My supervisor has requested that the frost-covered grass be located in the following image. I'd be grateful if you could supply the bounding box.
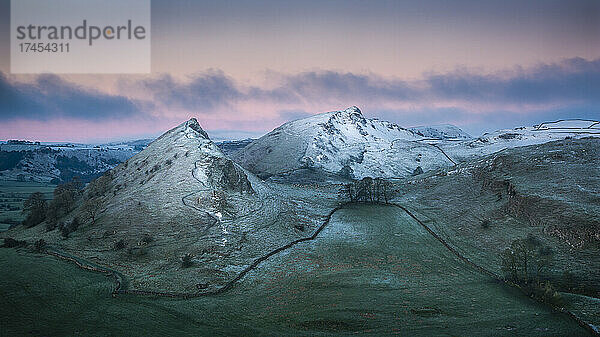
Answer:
[398,138,600,331]
[0,120,341,294]
[399,138,600,280]
[234,205,586,336]
[0,205,589,336]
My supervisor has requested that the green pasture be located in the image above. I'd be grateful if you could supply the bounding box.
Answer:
[0,205,589,336]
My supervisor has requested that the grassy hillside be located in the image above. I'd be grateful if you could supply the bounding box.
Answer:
[399,138,600,285]
[0,205,589,336]
[397,138,600,329]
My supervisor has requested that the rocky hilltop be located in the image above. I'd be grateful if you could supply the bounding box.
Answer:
[232,106,455,181]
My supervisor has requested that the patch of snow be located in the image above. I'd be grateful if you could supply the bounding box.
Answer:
[410,124,472,140]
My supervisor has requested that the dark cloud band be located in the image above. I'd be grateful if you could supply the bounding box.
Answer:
[0,58,598,135]
[0,73,142,122]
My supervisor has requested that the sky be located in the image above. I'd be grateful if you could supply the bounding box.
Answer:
[0,0,599,142]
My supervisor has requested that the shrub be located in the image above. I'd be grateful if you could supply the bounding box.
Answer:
[45,222,57,232]
[181,253,194,268]
[70,216,81,230]
[114,239,127,251]
[140,234,154,245]
[480,220,491,229]
[22,192,47,228]
[127,246,148,258]
[33,239,47,253]
[525,281,563,307]
[412,166,424,176]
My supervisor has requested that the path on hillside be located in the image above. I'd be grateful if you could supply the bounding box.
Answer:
[43,201,501,298]
[46,159,343,298]
[44,204,345,298]
[40,197,598,335]
[389,138,457,166]
[427,143,457,165]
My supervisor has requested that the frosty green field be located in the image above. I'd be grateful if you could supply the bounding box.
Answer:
[0,205,589,336]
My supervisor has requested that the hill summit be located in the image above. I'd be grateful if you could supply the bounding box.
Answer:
[232,106,455,181]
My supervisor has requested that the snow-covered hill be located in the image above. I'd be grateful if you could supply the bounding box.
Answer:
[89,118,268,239]
[232,106,456,181]
[409,124,472,140]
[437,119,600,163]
[5,118,336,293]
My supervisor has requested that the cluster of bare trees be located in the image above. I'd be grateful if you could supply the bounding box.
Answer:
[338,177,397,204]
[500,234,563,305]
[22,177,84,232]
[501,234,554,284]
[21,171,112,234]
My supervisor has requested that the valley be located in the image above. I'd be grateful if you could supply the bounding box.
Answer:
[1,108,599,336]
[0,205,590,336]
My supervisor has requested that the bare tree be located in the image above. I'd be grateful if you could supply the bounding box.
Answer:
[338,184,354,203]
[87,172,113,199]
[46,179,82,228]
[379,179,395,204]
[83,198,102,226]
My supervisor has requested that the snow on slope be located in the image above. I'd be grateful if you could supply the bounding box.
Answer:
[232,106,455,180]
[106,118,258,221]
[31,118,336,293]
[535,119,599,132]
[410,124,472,140]
[15,118,304,293]
[437,119,600,163]
[0,145,139,183]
